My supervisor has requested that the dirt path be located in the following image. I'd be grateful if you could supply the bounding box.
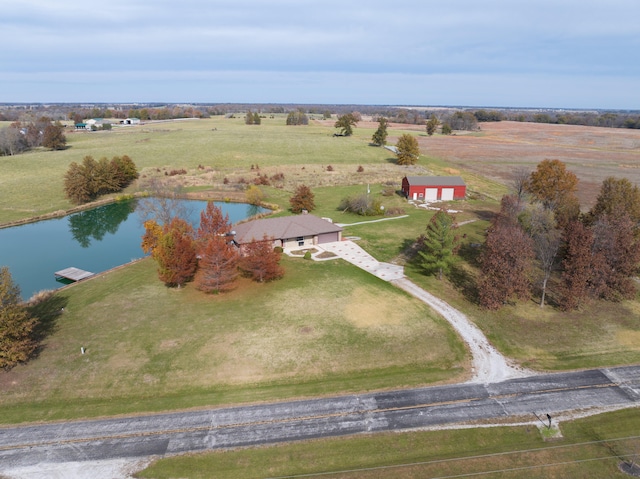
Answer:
[317,240,534,384]
[392,277,533,383]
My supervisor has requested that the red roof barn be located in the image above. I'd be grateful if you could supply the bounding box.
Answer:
[401,176,466,201]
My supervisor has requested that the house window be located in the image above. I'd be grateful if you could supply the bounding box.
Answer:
[419,193,424,198]
[297,236,304,246]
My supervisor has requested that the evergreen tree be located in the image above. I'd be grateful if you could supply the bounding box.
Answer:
[425,115,440,136]
[371,117,388,145]
[418,209,461,280]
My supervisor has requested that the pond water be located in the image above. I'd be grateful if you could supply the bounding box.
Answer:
[0,199,267,300]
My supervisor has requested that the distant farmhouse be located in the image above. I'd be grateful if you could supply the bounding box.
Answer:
[120,118,141,125]
[401,176,466,201]
[75,118,112,130]
[233,214,343,250]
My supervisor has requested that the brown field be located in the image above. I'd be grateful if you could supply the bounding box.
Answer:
[404,121,640,208]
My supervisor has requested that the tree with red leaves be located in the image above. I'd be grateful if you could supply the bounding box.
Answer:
[591,214,640,301]
[559,220,602,310]
[194,235,239,294]
[196,202,232,248]
[154,218,197,287]
[289,184,315,214]
[240,235,284,282]
[478,218,535,310]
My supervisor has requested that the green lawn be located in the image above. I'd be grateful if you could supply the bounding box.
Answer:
[136,407,640,479]
[0,256,465,424]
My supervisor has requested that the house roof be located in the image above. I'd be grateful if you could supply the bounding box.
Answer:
[233,214,342,244]
[404,176,466,187]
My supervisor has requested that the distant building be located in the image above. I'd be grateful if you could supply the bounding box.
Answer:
[120,118,141,125]
[401,176,467,201]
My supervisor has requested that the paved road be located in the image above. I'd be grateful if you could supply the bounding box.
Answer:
[1,365,639,471]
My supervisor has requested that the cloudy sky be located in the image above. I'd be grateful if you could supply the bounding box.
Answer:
[2,0,638,109]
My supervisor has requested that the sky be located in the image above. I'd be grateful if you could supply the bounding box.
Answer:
[1,0,639,109]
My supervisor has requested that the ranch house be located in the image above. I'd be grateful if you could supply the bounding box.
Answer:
[232,214,343,250]
[401,176,467,201]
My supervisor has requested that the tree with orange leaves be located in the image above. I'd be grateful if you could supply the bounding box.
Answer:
[240,235,284,282]
[154,218,197,287]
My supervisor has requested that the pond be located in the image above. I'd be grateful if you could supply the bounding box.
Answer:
[0,199,268,300]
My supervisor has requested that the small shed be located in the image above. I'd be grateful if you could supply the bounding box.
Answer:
[402,176,466,201]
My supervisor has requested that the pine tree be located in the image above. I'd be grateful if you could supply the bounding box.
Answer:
[418,209,461,280]
[425,115,440,136]
[0,267,37,370]
[371,117,388,145]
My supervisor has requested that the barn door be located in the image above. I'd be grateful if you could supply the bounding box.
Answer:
[441,188,454,201]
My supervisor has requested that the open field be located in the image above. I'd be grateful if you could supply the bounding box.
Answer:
[408,120,640,208]
[0,256,464,424]
[137,407,640,479]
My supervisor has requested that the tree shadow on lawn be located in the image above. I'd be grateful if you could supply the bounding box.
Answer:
[27,292,68,359]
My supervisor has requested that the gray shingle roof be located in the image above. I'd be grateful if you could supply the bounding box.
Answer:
[405,176,466,186]
[233,214,342,244]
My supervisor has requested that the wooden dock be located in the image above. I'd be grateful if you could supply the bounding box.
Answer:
[54,267,95,282]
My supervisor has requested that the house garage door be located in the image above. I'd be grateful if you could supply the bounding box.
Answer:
[317,232,339,244]
[441,188,454,201]
[425,188,438,201]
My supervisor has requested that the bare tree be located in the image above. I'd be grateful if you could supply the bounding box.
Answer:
[137,177,192,226]
[510,167,531,203]
[520,204,562,307]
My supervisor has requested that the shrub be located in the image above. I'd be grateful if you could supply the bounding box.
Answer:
[357,165,364,173]
[326,165,334,172]
[385,206,406,216]
[339,194,383,216]
[303,251,312,260]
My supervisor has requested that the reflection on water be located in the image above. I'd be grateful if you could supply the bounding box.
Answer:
[0,199,267,300]
[69,200,137,247]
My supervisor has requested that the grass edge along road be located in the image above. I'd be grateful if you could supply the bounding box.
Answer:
[136,407,640,479]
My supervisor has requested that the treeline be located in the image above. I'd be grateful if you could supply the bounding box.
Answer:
[2,103,639,130]
[418,160,640,311]
[0,118,66,156]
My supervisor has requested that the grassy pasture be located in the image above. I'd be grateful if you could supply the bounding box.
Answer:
[137,407,640,479]
[0,256,465,424]
[0,117,431,224]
